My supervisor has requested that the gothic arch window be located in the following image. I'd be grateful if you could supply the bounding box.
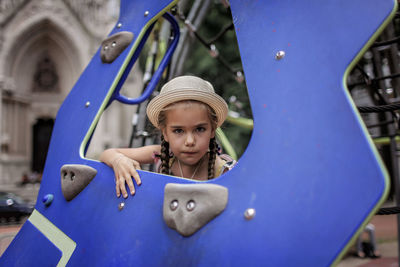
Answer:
[32,53,59,93]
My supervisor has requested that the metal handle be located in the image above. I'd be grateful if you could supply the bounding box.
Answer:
[113,12,180,105]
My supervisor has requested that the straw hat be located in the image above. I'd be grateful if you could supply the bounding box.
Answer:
[146,76,228,128]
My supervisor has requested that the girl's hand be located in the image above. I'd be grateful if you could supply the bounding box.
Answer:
[111,154,142,198]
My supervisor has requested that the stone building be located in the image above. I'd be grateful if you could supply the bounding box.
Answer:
[0,0,142,185]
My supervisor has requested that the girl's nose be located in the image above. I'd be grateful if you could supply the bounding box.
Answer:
[185,133,195,146]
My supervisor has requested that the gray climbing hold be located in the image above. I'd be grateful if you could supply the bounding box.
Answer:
[163,183,228,237]
[61,164,97,201]
[100,31,134,63]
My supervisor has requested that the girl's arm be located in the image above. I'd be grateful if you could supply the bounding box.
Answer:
[100,145,161,198]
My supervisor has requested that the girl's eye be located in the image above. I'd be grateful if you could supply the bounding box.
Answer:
[173,129,183,134]
[196,127,206,132]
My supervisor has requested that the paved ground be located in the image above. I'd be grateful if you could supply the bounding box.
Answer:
[338,214,399,267]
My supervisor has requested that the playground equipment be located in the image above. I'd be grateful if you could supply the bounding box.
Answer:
[1,0,398,266]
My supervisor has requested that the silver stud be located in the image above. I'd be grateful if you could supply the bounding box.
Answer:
[111,41,116,47]
[244,208,256,220]
[85,101,90,107]
[118,202,125,211]
[275,50,285,60]
[144,11,149,17]
[170,200,179,211]
[186,200,196,211]
[117,23,122,28]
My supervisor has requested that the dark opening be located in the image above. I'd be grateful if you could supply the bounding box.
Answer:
[32,118,54,173]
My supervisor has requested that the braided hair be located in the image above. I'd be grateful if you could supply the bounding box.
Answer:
[208,137,218,179]
[160,135,170,175]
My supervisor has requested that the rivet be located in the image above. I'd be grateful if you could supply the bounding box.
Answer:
[118,202,125,211]
[186,200,196,211]
[104,45,109,51]
[144,11,149,17]
[170,200,179,211]
[117,23,122,28]
[85,101,90,107]
[244,208,256,220]
[275,50,285,60]
[42,194,54,207]
[111,41,116,47]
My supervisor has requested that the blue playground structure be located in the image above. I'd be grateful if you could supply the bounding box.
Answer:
[0,0,398,266]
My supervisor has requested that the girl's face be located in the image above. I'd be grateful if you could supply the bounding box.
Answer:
[162,102,215,166]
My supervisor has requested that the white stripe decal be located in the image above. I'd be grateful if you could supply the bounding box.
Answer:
[28,210,76,267]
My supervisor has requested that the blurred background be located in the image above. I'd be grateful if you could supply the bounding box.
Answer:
[2,0,400,265]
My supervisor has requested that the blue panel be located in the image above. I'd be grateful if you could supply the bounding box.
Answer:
[0,222,61,266]
[1,0,396,266]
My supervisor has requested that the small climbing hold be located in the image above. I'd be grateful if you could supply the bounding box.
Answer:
[42,194,54,207]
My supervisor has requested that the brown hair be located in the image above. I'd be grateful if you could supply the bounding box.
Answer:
[158,100,218,179]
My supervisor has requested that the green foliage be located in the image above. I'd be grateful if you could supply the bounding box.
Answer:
[182,2,253,157]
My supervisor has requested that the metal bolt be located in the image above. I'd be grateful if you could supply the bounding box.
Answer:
[186,200,196,211]
[144,11,149,17]
[170,200,179,211]
[111,41,116,47]
[244,208,256,220]
[117,23,122,28]
[85,101,90,107]
[118,202,125,211]
[275,50,285,60]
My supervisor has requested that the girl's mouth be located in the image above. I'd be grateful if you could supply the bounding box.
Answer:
[182,151,196,155]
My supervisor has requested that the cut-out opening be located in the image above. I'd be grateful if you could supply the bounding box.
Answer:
[347,11,400,200]
[85,2,253,180]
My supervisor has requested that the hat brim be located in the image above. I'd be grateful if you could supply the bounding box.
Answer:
[146,89,228,128]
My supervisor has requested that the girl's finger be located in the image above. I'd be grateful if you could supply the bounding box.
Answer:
[119,178,128,198]
[115,175,121,197]
[125,176,136,195]
[115,182,121,198]
[132,172,142,186]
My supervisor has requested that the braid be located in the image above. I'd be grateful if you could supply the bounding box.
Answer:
[160,135,170,175]
[208,138,217,179]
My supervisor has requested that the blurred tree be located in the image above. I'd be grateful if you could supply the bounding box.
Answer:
[180,1,253,157]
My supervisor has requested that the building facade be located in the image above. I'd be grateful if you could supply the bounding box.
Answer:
[0,0,142,185]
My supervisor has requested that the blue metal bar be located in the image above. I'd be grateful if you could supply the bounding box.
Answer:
[113,12,180,105]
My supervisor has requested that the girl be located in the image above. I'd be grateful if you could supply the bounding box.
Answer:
[100,76,236,198]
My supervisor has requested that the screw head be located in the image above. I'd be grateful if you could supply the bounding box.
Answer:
[275,50,285,60]
[111,41,116,47]
[186,200,196,211]
[118,202,125,211]
[144,11,149,16]
[104,45,109,51]
[85,101,90,107]
[244,208,256,220]
[117,23,122,28]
